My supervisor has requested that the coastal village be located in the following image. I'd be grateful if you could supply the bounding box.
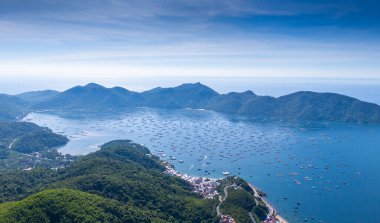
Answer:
[163,162,237,223]
[163,161,219,199]
[163,161,286,223]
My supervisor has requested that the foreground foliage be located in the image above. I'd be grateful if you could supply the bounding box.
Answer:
[218,176,269,223]
[0,189,156,223]
[0,140,218,222]
[220,188,256,223]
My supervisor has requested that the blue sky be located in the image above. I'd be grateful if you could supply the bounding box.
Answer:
[0,0,380,94]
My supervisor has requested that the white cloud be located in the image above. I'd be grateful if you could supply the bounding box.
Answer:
[0,0,379,85]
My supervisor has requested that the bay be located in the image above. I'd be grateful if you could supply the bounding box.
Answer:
[24,108,380,223]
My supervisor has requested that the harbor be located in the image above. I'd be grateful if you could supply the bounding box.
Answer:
[24,108,380,223]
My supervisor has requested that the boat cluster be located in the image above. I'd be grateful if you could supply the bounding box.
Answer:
[26,109,353,223]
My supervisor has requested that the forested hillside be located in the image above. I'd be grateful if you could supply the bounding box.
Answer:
[0,140,219,223]
[0,122,69,170]
[0,122,68,154]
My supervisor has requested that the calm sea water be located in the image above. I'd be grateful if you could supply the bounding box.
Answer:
[24,108,380,223]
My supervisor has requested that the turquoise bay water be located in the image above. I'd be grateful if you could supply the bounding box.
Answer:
[25,108,380,223]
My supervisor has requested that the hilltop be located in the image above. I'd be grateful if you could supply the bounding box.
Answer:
[0,140,219,223]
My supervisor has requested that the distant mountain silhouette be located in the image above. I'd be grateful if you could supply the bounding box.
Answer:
[32,82,218,110]
[17,90,59,104]
[7,83,380,123]
[205,90,257,114]
[140,82,219,109]
[229,91,380,123]
[34,83,139,110]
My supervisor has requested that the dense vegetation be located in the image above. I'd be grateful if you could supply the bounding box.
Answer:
[0,122,70,170]
[218,176,269,223]
[220,188,256,223]
[10,130,68,154]
[0,122,68,153]
[0,168,57,202]
[0,189,156,223]
[0,140,219,222]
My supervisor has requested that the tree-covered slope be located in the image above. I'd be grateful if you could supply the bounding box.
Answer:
[220,188,256,223]
[0,121,70,170]
[217,177,268,223]
[0,140,218,223]
[0,189,158,223]
[0,122,68,153]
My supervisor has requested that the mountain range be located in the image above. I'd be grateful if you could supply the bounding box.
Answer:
[1,82,380,123]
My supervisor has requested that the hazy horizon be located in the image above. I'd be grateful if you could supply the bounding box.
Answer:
[1,0,380,89]
[2,76,380,105]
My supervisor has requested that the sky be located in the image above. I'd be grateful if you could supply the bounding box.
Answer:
[0,0,380,99]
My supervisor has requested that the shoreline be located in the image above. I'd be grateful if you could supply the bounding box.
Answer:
[163,161,288,223]
[163,162,221,199]
[248,183,288,223]
[24,110,288,222]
